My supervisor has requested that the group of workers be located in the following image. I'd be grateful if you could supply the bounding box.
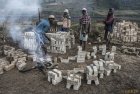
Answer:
[35,8,115,51]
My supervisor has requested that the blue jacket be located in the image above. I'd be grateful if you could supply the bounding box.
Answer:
[35,19,50,45]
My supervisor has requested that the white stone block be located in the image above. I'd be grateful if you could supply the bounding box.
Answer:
[102,45,106,55]
[86,75,99,85]
[90,65,98,76]
[77,51,86,63]
[111,46,117,53]
[60,58,69,64]
[94,79,100,85]
[73,68,85,73]
[93,60,99,69]
[4,50,8,55]
[77,46,82,51]
[105,52,110,61]
[114,63,121,70]
[73,84,81,90]
[104,68,111,76]
[86,66,93,75]
[91,52,97,59]
[93,46,97,54]
[108,63,114,70]
[113,69,117,73]
[66,74,81,90]
[86,52,91,60]
[99,61,103,67]
[0,67,4,74]
[66,83,71,89]
[53,57,58,63]
[109,53,115,61]
[99,73,104,78]
[4,63,15,71]
[16,62,27,71]
[68,56,76,61]
[93,66,98,76]
[48,69,62,85]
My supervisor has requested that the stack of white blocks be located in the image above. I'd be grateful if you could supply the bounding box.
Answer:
[48,69,62,85]
[66,73,81,90]
[85,65,99,85]
[23,32,37,51]
[77,46,86,63]
[114,20,139,42]
[93,60,105,78]
[46,32,75,54]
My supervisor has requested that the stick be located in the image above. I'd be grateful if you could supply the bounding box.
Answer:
[38,8,41,22]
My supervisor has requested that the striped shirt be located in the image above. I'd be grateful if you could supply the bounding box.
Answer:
[80,15,91,25]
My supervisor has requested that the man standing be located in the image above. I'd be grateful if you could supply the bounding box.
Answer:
[79,8,91,50]
[61,9,71,32]
[104,8,115,44]
[35,15,56,56]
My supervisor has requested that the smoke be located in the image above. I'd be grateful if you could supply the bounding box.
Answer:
[0,0,40,49]
[1,0,51,63]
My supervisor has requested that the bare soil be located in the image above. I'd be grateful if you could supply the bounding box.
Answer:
[0,43,140,94]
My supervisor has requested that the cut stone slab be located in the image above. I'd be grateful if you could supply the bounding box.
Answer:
[60,58,69,64]
[4,63,15,71]
[77,51,86,63]
[0,67,4,74]
[16,62,27,71]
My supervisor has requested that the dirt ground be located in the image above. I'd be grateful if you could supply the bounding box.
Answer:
[0,43,140,94]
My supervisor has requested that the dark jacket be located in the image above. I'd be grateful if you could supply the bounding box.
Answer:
[104,15,114,32]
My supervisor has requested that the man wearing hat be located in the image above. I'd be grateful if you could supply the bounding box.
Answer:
[61,9,71,32]
[79,8,91,50]
[104,8,115,44]
[35,15,57,56]
[48,15,58,32]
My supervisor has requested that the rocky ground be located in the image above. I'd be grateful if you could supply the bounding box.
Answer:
[0,43,140,94]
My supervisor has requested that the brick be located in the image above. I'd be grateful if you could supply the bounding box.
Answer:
[0,67,4,74]
[4,63,15,71]
[77,46,82,51]
[66,73,81,90]
[93,46,97,54]
[111,46,117,53]
[104,68,111,76]
[68,56,76,61]
[77,51,86,63]
[93,60,99,69]
[16,62,27,71]
[73,68,85,73]
[48,69,62,85]
[94,79,100,85]
[60,58,69,64]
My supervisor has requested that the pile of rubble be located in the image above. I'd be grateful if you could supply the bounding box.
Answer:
[113,20,139,42]
[47,45,121,90]
[121,46,140,56]
[0,45,28,74]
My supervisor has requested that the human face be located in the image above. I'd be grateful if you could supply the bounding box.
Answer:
[63,12,68,17]
[82,10,86,15]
